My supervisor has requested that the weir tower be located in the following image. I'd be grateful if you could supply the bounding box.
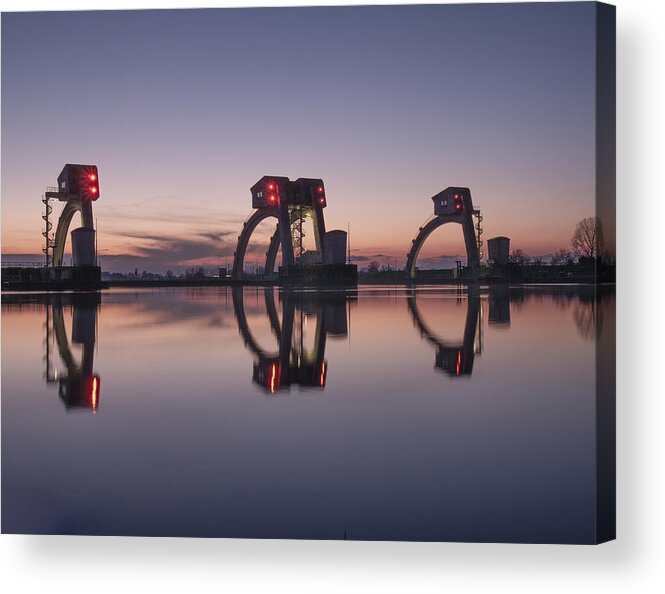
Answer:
[43,163,100,268]
[405,187,483,280]
[232,176,356,284]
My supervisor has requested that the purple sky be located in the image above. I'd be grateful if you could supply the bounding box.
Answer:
[1,3,598,272]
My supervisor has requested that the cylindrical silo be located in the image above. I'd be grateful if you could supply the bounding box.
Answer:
[323,230,347,264]
[71,228,96,266]
[487,236,510,265]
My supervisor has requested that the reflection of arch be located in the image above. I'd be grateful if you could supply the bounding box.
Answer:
[232,287,280,359]
[232,288,347,394]
[45,294,100,410]
[407,291,481,377]
[52,199,94,267]
[264,287,282,339]
[405,215,479,280]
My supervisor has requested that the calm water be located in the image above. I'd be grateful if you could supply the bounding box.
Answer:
[1,285,613,542]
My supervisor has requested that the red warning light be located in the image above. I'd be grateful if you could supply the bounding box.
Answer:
[318,186,324,193]
[453,191,463,212]
[319,197,325,204]
[269,194,276,203]
[60,164,100,200]
[268,184,274,190]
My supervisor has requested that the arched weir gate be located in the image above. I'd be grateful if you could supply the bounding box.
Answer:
[50,199,94,267]
[43,164,100,268]
[232,176,328,280]
[404,187,483,280]
[231,210,288,279]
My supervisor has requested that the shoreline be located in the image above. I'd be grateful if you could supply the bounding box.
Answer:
[1,277,615,295]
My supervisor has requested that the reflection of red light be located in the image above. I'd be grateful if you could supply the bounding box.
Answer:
[456,351,462,376]
[320,361,326,387]
[269,363,279,394]
[90,376,99,410]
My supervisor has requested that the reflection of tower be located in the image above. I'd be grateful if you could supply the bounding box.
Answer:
[232,288,349,394]
[44,294,100,411]
[405,187,482,280]
[407,291,481,377]
[488,285,511,327]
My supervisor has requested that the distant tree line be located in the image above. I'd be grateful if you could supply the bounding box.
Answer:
[509,216,611,266]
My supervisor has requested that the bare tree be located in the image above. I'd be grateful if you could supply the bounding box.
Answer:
[509,249,531,265]
[571,217,604,260]
[551,248,576,265]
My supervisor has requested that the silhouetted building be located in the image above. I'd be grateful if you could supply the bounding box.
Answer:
[487,236,510,266]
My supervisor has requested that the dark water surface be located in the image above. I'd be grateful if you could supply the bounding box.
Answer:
[1,285,613,542]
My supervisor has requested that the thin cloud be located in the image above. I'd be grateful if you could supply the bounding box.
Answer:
[99,227,273,272]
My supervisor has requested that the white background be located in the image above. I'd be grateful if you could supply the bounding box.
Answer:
[1,0,662,592]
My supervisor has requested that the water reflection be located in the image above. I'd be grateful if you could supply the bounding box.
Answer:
[232,288,350,394]
[1,285,614,541]
[515,285,612,341]
[44,294,101,411]
[488,285,511,326]
[3,285,611,405]
[407,289,482,377]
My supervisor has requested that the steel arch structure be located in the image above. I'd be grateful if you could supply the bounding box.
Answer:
[265,226,281,278]
[405,215,480,280]
[232,176,332,280]
[231,210,283,279]
[52,199,94,267]
[404,186,481,280]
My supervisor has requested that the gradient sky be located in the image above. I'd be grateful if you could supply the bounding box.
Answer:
[1,3,598,272]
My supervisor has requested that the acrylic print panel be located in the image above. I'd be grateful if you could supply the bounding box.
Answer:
[0,2,615,544]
